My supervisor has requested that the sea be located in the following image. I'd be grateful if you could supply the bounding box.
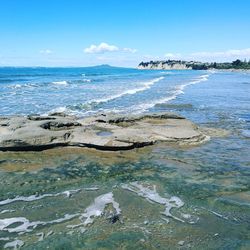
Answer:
[0,66,249,249]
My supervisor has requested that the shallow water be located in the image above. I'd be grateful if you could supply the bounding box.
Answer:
[0,67,249,249]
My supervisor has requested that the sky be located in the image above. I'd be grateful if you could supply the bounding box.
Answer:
[0,0,250,67]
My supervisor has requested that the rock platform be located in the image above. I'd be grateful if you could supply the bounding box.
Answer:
[0,113,208,151]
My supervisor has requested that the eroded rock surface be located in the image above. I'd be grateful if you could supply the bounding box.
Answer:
[0,113,208,151]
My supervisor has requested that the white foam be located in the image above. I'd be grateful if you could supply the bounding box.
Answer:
[52,80,68,86]
[0,187,98,206]
[4,239,24,249]
[127,74,210,113]
[84,76,165,107]
[122,182,185,222]
[46,106,68,115]
[0,210,15,214]
[208,209,229,220]
[0,217,34,233]
[11,84,22,89]
[0,237,10,241]
[80,192,121,226]
[46,76,165,116]
[0,214,79,234]
[82,79,91,83]
[36,232,44,241]
[0,189,80,206]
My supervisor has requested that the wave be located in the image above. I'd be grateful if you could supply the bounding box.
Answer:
[127,74,210,113]
[82,79,91,83]
[11,84,22,89]
[8,83,39,89]
[68,76,164,111]
[94,76,164,103]
[52,80,68,85]
[47,74,207,117]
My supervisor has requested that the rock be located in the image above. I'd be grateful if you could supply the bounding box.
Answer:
[178,240,185,246]
[109,214,120,224]
[138,61,192,70]
[0,112,209,151]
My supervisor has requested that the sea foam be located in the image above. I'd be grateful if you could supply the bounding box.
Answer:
[80,192,121,226]
[0,191,119,235]
[52,80,68,85]
[122,182,185,222]
[4,239,24,249]
[68,192,121,229]
[127,74,210,113]
[0,187,98,206]
[0,214,79,233]
[77,76,165,110]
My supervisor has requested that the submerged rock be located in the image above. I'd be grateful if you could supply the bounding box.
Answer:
[178,240,185,246]
[109,214,120,224]
[0,112,208,151]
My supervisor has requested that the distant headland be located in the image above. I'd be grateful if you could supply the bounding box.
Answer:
[138,59,250,70]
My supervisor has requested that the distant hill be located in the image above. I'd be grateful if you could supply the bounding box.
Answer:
[138,59,250,70]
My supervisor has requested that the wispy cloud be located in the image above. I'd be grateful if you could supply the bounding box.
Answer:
[84,42,137,54]
[190,48,250,59]
[39,49,53,55]
[142,55,161,61]
[164,53,182,59]
[161,48,250,62]
[123,48,137,53]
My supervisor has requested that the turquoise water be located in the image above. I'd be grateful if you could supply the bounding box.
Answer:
[0,67,249,249]
[0,66,210,116]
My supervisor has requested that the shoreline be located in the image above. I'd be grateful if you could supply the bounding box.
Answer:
[137,67,250,72]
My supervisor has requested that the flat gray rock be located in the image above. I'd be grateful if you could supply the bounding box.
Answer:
[0,112,209,151]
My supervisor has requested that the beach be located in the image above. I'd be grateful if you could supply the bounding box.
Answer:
[0,67,249,249]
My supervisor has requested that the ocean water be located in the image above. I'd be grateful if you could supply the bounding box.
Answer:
[0,66,249,249]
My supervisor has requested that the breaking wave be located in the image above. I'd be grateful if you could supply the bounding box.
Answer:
[57,76,165,113]
[127,74,210,113]
[52,80,68,85]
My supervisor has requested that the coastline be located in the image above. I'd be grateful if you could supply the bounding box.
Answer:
[0,69,249,250]
[137,67,250,72]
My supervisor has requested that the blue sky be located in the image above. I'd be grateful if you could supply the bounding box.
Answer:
[0,0,250,67]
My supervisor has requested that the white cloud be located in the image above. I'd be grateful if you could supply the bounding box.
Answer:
[84,42,137,54]
[84,42,119,54]
[190,48,250,59]
[39,49,53,55]
[160,48,250,62]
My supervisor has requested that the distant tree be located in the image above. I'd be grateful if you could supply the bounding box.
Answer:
[232,59,242,67]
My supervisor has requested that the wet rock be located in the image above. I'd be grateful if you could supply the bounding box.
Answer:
[109,214,120,224]
[178,240,185,246]
[0,112,209,151]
